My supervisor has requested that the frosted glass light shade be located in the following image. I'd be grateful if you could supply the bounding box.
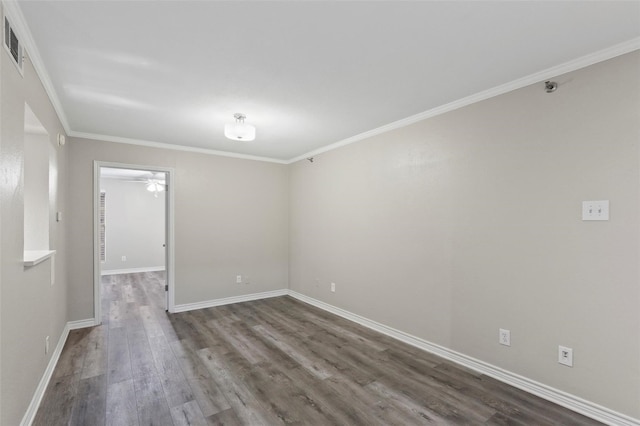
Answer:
[146,181,164,192]
[224,122,256,141]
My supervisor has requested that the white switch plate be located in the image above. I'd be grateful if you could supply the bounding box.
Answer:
[236,275,242,284]
[559,345,573,367]
[499,328,511,346]
[582,200,609,221]
[330,282,336,292]
[121,256,127,262]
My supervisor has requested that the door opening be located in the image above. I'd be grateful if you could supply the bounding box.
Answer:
[93,162,175,324]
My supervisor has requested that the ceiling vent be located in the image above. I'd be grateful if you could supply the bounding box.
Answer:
[3,15,24,75]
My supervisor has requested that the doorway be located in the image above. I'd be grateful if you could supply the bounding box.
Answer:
[93,162,175,324]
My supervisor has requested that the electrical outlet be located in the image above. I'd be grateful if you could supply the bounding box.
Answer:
[121,256,127,262]
[559,346,573,367]
[45,336,50,355]
[236,275,242,284]
[331,282,336,292]
[499,328,511,346]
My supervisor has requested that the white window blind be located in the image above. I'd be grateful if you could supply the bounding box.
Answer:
[99,191,106,262]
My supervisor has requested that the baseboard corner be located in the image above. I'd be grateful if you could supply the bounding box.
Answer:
[68,318,98,330]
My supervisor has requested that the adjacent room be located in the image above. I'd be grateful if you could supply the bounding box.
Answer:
[1,1,639,425]
[99,166,168,317]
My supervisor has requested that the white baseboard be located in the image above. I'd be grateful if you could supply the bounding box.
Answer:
[20,290,638,426]
[68,318,99,329]
[287,290,639,426]
[20,318,96,426]
[173,289,288,313]
[20,323,70,426]
[100,266,165,276]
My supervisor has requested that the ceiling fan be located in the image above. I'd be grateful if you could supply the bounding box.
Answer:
[125,172,166,197]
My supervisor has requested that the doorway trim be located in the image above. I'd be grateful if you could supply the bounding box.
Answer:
[93,161,176,323]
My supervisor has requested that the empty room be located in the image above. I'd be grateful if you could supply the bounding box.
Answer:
[1,1,639,425]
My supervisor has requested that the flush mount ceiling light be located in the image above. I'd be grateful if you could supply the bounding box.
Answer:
[224,113,256,141]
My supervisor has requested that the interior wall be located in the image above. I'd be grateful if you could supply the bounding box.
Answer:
[0,5,69,425]
[100,178,166,273]
[67,140,289,320]
[23,132,50,250]
[1,7,635,423]
[289,52,640,418]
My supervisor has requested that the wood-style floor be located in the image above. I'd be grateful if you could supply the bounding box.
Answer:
[34,272,602,425]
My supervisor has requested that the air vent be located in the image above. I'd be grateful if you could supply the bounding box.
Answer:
[3,16,24,75]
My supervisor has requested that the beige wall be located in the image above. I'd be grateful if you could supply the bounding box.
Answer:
[67,139,289,319]
[23,132,50,250]
[289,52,640,418]
[0,7,70,425]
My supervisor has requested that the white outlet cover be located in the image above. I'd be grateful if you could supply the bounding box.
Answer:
[559,345,573,367]
[330,282,336,292]
[236,275,242,283]
[499,328,511,346]
[582,200,609,221]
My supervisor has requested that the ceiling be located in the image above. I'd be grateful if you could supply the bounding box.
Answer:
[15,1,640,162]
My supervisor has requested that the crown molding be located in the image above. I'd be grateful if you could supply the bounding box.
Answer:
[2,0,71,134]
[287,37,640,164]
[72,38,640,166]
[4,0,638,166]
[70,131,289,164]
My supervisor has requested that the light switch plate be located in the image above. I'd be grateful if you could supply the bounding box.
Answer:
[582,200,609,221]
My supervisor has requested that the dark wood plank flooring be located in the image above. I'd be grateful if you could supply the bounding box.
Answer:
[34,272,602,425]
